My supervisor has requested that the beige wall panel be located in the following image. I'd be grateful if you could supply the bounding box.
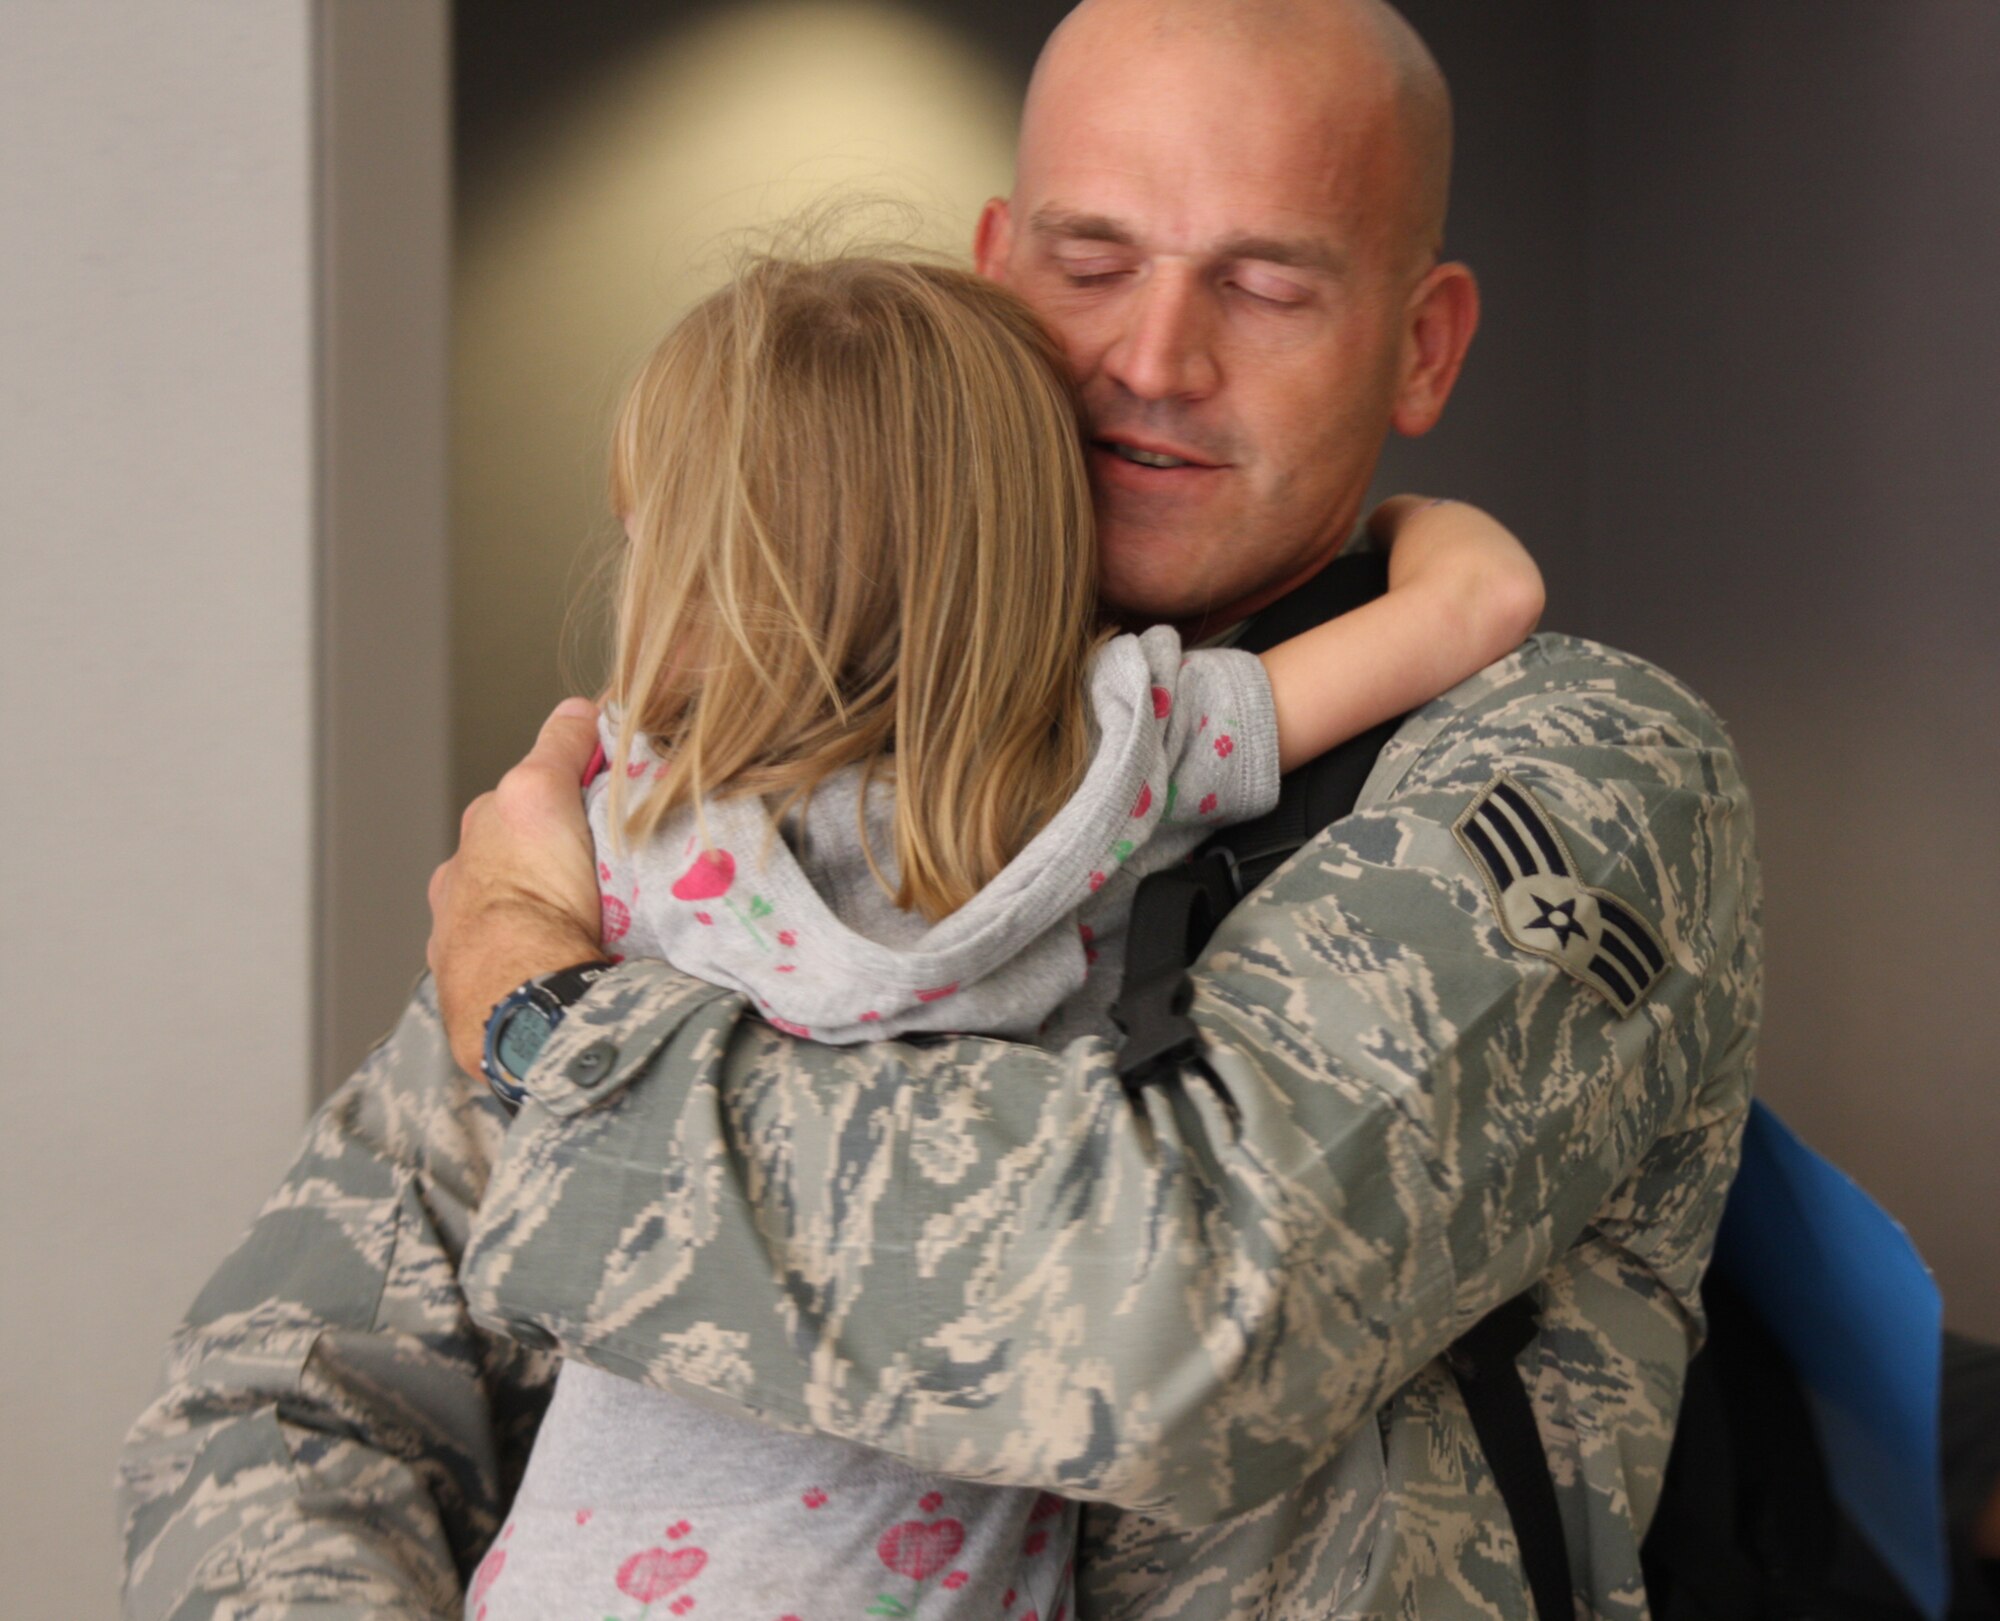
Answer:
[0,2,317,1612]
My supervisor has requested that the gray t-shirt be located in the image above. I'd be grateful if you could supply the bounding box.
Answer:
[469,629,1278,1621]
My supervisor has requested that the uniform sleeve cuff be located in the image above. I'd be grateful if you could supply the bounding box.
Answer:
[521,959,744,1117]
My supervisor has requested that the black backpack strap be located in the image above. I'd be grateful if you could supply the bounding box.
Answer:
[1107,544,1580,1617]
[1447,1296,1577,1621]
[1110,548,1393,1090]
[1216,709,1404,896]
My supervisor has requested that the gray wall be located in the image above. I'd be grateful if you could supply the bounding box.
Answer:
[1374,0,1591,602]
[451,0,1048,810]
[1582,4,2000,1336]
[316,0,454,1099]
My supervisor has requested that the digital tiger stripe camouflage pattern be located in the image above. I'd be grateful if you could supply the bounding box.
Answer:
[120,633,1761,1620]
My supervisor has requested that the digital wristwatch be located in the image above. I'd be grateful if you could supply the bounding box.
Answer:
[480,958,618,1109]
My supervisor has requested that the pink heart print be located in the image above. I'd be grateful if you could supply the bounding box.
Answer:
[672,849,736,901]
[469,1547,506,1606]
[617,1546,707,1603]
[1151,685,1172,718]
[877,1518,966,1581]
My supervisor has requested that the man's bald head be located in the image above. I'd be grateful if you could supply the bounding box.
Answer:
[975,0,1478,626]
[1022,0,1452,275]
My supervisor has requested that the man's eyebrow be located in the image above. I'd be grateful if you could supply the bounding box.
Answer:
[1028,209,1345,277]
[1027,208,1138,247]
[1211,234,1348,277]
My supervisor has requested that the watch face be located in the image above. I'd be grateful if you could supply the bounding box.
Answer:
[495,1001,555,1077]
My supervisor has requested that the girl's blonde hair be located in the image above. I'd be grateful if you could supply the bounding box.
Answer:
[605,249,1100,922]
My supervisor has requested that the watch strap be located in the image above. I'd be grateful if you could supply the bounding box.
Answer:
[533,957,620,1009]
[481,957,618,1109]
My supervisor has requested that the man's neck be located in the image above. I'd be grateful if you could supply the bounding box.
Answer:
[1146,530,1359,646]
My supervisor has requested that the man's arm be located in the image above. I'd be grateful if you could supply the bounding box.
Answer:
[117,978,557,1619]
[448,636,1759,1527]
[120,699,602,1618]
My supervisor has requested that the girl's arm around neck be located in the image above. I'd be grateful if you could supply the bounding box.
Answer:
[1260,497,1545,774]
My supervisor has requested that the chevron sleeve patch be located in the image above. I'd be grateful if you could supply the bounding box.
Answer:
[1452,773,1669,1017]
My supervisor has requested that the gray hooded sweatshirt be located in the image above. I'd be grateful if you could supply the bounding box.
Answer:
[471,627,1278,1621]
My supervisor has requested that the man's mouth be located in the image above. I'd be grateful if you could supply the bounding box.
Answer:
[1097,439,1213,470]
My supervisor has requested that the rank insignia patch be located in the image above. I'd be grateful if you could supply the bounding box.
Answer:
[1453,773,1669,1016]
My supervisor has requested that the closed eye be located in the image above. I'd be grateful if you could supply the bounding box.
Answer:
[1228,278,1311,309]
[1057,264,1131,287]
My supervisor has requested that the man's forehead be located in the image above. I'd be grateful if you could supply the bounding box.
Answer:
[1016,0,1438,264]
[1017,53,1399,237]
[1016,127,1386,265]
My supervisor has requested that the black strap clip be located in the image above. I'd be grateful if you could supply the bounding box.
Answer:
[1110,847,1241,1094]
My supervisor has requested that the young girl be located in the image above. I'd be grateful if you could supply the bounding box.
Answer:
[468,251,1542,1621]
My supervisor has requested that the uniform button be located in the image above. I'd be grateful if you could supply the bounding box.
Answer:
[570,1040,616,1087]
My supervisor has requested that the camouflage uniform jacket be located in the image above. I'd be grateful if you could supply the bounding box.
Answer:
[119,632,1762,1620]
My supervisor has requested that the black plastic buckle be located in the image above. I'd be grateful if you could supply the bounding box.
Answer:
[1111,849,1243,1093]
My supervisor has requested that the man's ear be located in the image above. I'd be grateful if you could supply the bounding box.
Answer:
[1391,260,1479,437]
[973,197,1014,282]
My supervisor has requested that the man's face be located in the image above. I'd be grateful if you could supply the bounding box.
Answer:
[980,31,1420,626]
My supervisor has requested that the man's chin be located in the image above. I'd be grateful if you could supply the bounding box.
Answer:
[1097,534,1246,630]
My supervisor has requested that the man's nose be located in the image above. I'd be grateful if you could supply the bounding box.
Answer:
[1101,266,1219,403]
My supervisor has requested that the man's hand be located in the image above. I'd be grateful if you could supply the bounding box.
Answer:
[428,697,606,1076]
